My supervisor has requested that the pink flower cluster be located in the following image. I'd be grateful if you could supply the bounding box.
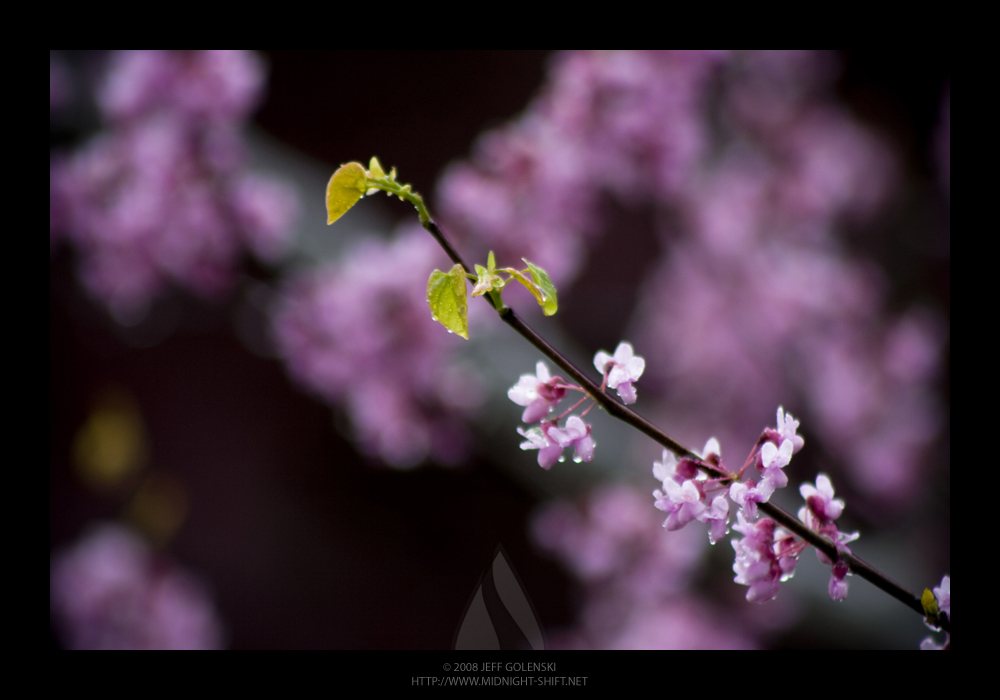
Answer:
[50,524,223,650]
[653,407,858,604]
[798,474,860,600]
[510,362,593,469]
[731,511,799,603]
[50,50,298,323]
[509,342,645,469]
[652,440,729,545]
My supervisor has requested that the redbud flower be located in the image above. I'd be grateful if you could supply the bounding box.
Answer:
[774,406,805,453]
[548,415,596,463]
[729,479,768,520]
[828,560,850,601]
[731,512,782,603]
[652,449,708,531]
[799,473,859,600]
[594,342,645,404]
[508,361,567,423]
[652,448,698,482]
[697,495,730,545]
[933,575,950,618]
[700,437,721,461]
[759,439,792,492]
[656,478,706,531]
[517,423,563,469]
[799,473,843,526]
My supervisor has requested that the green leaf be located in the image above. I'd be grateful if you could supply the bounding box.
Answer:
[506,268,546,307]
[326,162,369,224]
[368,156,386,179]
[427,264,469,339]
[921,588,939,617]
[523,259,558,316]
[487,250,496,271]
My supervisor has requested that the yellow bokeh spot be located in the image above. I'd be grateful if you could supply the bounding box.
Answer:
[73,390,147,490]
[126,471,189,546]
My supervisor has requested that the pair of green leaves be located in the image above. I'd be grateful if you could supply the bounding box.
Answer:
[427,252,558,339]
[326,157,557,340]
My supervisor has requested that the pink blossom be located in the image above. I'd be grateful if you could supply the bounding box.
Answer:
[700,437,721,461]
[652,445,727,541]
[655,477,706,531]
[508,361,567,423]
[652,448,700,484]
[828,560,850,601]
[759,439,792,492]
[799,473,844,525]
[798,474,859,600]
[548,415,596,463]
[729,479,768,521]
[594,342,645,404]
[731,512,782,603]
[933,575,950,618]
[517,423,564,469]
[696,495,730,545]
[769,406,805,453]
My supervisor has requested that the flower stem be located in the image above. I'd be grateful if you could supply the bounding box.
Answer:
[419,216,948,634]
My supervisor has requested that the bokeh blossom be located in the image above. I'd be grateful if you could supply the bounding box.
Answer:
[50,50,298,323]
[50,524,223,650]
[272,227,483,468]
[533,485,755,649]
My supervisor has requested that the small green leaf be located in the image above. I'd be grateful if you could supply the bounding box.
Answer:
[921,588,939,617]
[487,250,496,271]
[471,261,505,298]
[523,259,558,316]
[368,156,386,179]
[427,264,469,339]
[506,268,546,307]
[326,162,368,224]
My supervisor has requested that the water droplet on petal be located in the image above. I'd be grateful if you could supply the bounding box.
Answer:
[558,455,565,463]
[572,455,582,463]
